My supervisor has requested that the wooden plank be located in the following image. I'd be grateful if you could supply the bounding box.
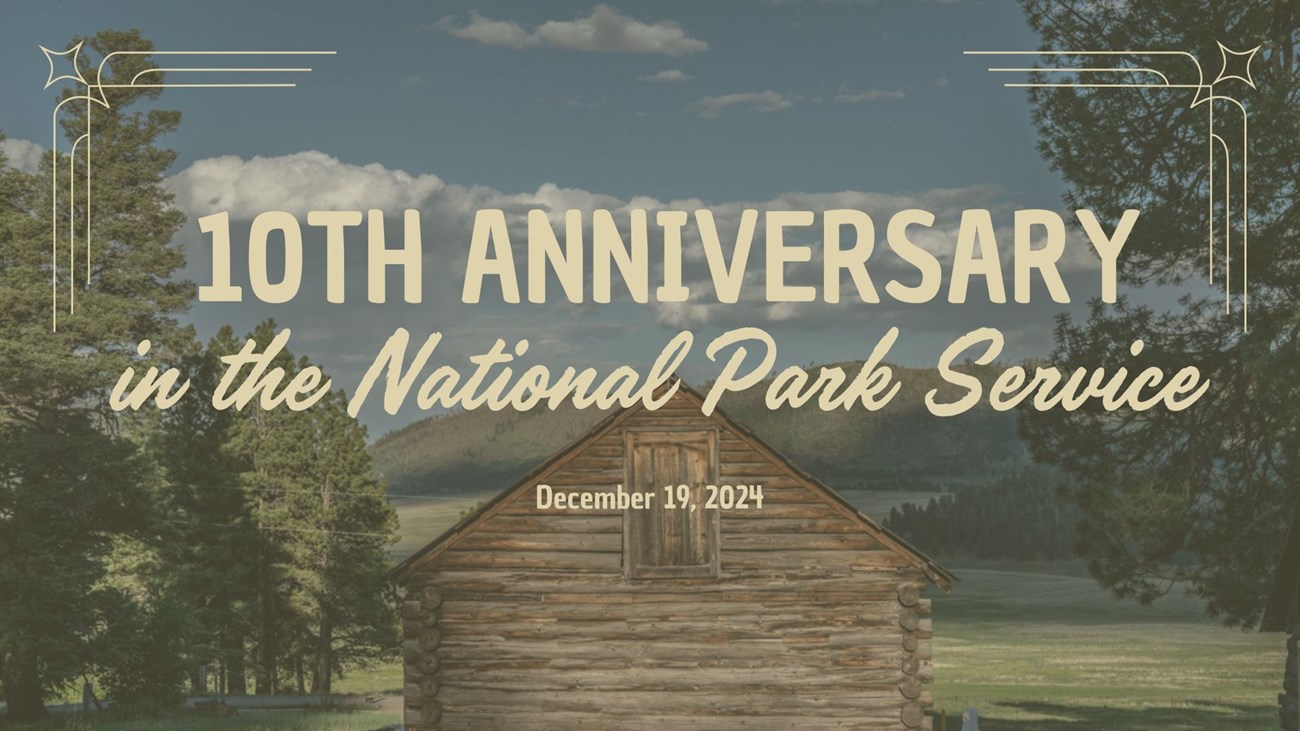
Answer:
[435,665,916,690]
[435,603,921,628]
[718,503,844,520]
[423,568,930,596]
[436,687,926,715]
[439,550,621,572]
[476,515,623,534]
[718,518,861,534]
[722,534,880,551]
[721,550,909,571]
[440,711,910,730]
[454,532,622,553]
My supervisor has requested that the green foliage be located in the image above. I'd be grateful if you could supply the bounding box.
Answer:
[153,326,257,696]
[0,30,192,722]
[202,321,398,696]
[1015,1,1300,625]
[1,30,398,720]
[94,592,193,711]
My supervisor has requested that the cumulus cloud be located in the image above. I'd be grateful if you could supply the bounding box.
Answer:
[832,85,906,104]
[435,12,536,49]
[692,91,793,118]
[1,138,43,174]
[166,151,451,219]
[435,5,707,56]
[639,69,693,83]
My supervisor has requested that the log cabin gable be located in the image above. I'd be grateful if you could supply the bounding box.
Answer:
[391,382,954,591]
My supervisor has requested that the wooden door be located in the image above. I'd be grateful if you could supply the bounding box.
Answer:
[623,430,719,578]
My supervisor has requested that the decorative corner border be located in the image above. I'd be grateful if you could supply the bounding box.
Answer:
[41,42,336,331]
[966,43,1258,332]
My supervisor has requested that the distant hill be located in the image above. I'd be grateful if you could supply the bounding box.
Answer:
[369,362,1028,496]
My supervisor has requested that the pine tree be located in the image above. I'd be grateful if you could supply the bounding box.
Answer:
[218,321,398,696]
[154,326,258,695]
[0,30,190,722]
[296,390,398,694]
[1016,0,1300,625]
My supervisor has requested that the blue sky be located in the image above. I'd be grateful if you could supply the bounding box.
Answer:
[3,1,1179,436]
[3,1,1059,200]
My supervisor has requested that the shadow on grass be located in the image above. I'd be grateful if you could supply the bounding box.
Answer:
[933,700,1275,730]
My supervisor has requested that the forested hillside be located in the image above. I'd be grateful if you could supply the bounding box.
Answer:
[370,363,1029,496]
[885,465,1080,560]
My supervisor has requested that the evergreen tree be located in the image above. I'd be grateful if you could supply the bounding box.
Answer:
[1015,1,1300,625]
[219,321,398,695]
[296,390,398,695]
[0,31,190,721]
[885,467,1081,561]
[154,326,257,695]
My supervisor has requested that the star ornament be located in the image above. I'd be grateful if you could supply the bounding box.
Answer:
[40,41,90,90]
[1212,41,1261,88]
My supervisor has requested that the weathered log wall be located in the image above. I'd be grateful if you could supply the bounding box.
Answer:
[402,396,935,730]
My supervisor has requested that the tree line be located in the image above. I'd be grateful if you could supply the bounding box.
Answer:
[885,467,1081,561]
[0,31,397,723]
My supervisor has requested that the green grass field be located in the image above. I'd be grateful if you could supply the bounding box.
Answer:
[932,566,1283,729]
[5,709,400,731]
[388,494,492,561]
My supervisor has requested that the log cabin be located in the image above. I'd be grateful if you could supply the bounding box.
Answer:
[1262,503,1300,730]
[391,382,955,730]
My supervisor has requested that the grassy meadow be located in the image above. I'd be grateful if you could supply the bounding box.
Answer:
[932,565,1282,729]
[3,710,401,731]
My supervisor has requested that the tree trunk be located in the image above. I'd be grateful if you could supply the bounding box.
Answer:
[223,629,247,695]
[255,536,277,695]
[1283,628,1299,731]
[255,593,276,695]
[316,610,334,696]
[2,653,50,723]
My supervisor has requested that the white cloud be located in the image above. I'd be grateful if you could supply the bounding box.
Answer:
[435,12,537,50]
[436,5,707,56]
[692,90,793,118]
[399,75,428,89]
[165,151,451,220]
[1,138,43,174]
[639,69,693,84]
[934,77,950,88]
[832,84,906,104]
